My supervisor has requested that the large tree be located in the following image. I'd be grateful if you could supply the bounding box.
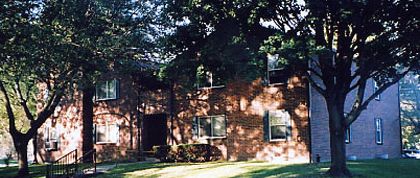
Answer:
[1,0,160,176]
[41,0,161,160]
[164,0,419,176]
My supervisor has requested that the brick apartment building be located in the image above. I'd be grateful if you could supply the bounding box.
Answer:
[37,59,401,163]
[310,79,401,162]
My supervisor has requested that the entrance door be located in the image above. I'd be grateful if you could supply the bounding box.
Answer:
[143,114,167,151]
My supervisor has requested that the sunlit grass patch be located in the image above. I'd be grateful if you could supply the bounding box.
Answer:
[95,159,420,178]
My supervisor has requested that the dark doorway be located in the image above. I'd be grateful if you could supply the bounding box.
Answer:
[143,114,167,151]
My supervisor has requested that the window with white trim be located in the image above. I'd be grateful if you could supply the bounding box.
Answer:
[373,80,380,100]
[193,115,226,139]
[44,125,59,151]
[95,79,119,101]
[196,65,224,89]
[345,126,351,144]
[267,54,289,85]
[268,110,291,141]
[95,122,119,144]
[375,118,383,145]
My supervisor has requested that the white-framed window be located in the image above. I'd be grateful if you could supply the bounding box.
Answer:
[44,125,59,151]
[375,118,383,145]
[196,65,224,89]
[345,126,351,144]
[268,110,291,141]
[95,122,119,144]
[267,54,289,85]
[373,80,380,100]
[193,115,226,139]
[95,79,119,101]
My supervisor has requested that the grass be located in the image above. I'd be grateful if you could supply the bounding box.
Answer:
[0,162,113,178]
[97,159,420,178]
[0,163,46,178]
[1,159,419,178]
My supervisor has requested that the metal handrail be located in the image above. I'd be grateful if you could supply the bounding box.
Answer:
[46,149,97,178]
[46,149,78,178]
[75,149,97,176]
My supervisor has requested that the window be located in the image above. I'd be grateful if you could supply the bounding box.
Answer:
[44,125,59,151]
[267,54,289,85]
[196,65,224,89]
[375,118,383,145]
[267,110,291,141]
[345,126,351,144]
[373,80,380,100]
[95,79,119,100]
[95,123,119,144]
[193,115,226,139]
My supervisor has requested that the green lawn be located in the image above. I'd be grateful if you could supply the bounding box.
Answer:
[1,159,419,178]
[0,164,45,178]
[0,162,110,178]
[98,159,420,178]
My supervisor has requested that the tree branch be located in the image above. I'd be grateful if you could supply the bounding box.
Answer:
[0,80,18,135]
[306,73,327,96]
[14,80,34,121]
[346,69,412,126]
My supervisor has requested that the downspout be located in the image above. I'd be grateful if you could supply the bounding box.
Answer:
[136,86,145,161]
[307,75,313,163]
[169,81,175,145]
[307,59,313,163]
[397,81,403,153]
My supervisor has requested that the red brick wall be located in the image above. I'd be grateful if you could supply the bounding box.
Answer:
[38,74,140,163]
[38,73,311,163]
[162,77,310,162]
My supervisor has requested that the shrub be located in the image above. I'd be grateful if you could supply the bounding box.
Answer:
[153,144,222,162]
[4,152,13,167]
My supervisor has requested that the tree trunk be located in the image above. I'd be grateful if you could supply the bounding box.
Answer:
[32,133,38,164]
[326,99,352,177]
[82,85,94,163]
[16,141,29,177]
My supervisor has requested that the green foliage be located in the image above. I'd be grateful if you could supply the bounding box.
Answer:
[1,0,163,176]
[400,72,420,149]
[162,0,298,87]
[153,144,222,162]
[163,0,419,175]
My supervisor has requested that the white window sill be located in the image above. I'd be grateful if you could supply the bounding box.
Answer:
[269,138,287,142]
[95,97,118,102]
[268,82,287,86]
[198,136,227,140]
[95,142,118,145]
[197,85,225,90]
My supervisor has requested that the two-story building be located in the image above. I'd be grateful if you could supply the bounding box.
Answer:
[36,58,401,163]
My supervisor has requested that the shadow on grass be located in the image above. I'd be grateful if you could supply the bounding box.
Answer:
[99,161,243,178]
[0,164,46,178]
[233,162,331,178]
[235,159,420,178]
[97,159,420,178]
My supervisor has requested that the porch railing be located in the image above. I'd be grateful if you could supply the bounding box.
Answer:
[46,149,78,178]
[46,149,97,178]
[75,149,97,176]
